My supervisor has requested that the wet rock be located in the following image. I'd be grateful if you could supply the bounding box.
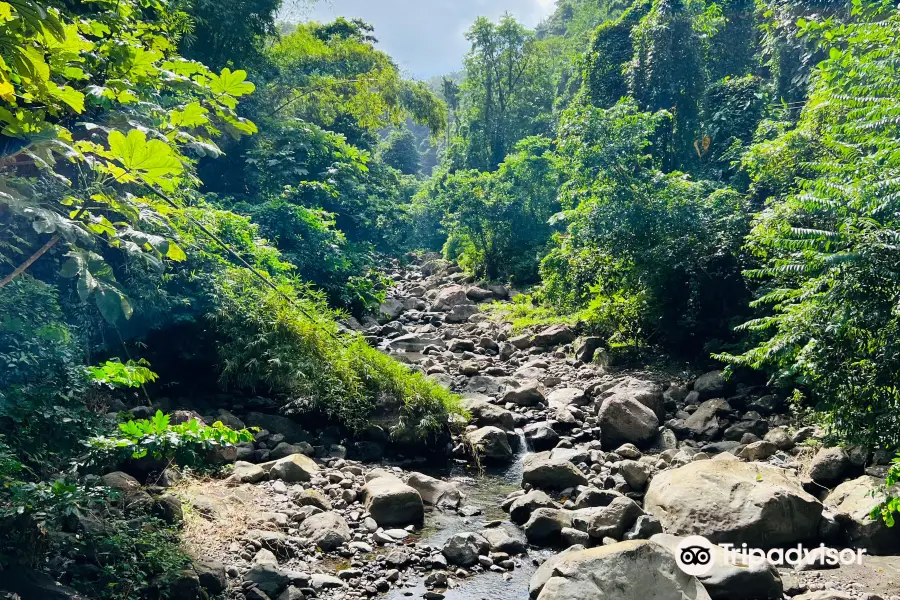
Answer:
[481,525,527,554]
[524,423,560,451]
[644,460,823,547]
[442,532,489,567]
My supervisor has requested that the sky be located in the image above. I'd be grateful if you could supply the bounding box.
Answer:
[281,0,558,79]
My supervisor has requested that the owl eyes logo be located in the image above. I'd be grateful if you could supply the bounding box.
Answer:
[675,536,716,576]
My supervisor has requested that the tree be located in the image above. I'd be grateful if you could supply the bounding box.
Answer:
[179,0,282,70]
[380,127,421,175]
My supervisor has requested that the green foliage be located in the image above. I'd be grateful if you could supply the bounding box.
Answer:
[87,359,158,390]
[88,410,255,468]
[211,268,465,442]
[540,100,750,350]
[179,0,281,70]
[871,455,900,528]
[380,127,422,176]
[716,2,900,447]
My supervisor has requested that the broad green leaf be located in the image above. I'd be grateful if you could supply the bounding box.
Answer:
[209,68,255,97]
[170,102,209,128]
[107,129,183,187]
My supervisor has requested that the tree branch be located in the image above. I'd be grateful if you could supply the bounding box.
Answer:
[0,235,59,289]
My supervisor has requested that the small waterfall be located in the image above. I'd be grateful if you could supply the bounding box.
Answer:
[502,428,530,485]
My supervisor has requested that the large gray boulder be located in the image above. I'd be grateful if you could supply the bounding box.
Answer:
[442,532,489,567]
[361,471,424,526]
[808,447,851,487]
[546,388,588,408]
[482,524,527,554]
[596,395,659,449]
[651,533,783,600]
[529,545,586,599]
[466,426,513,461]
[502,379,546,406]
[694,370,727,399]
[299,511,350,551]
[524,508,573,545]
[523,451,588,490]
[265,453,320,483]
[823,475,900,555]
[571,496,644,540]
[446,303,480,323]
[510,489,560,525]
[682,399,733,440]
[598,377,666,421]
[406,472,463,508]
[532,324,576,347]
[532,540,711,600]
[463,394,516,430]
[644,460,823,547]
[431,285,470,311]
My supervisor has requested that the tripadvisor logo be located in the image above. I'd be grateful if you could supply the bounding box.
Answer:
[674,535,867,576]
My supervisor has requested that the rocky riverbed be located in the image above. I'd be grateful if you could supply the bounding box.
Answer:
[27,255,900,600]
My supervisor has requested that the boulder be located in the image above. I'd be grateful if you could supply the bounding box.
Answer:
[361,472,424,526]
[482,524,527,554]
[808,447,851,487]
[532,324,576,347]
[502,380,546,406]
[524,508,573,545]
[406,472,463,508]
[531,540,711,600]
[737,441,777,462]
[0,569,87,599]
[523,452,588,490]
[245,564,290,597]
[378,298,404,322]
[445,303,480,323]
[823,475,900,555]
[442,532,489,567]
[682,399,732,440]
[466,426,513,461]
[529,545,586,599]
[596,395,659,449]
[228,461,266,484]
[266,453,319,483]
[299,511,350,551]
[463,395,516,430]
[546,388,588,408]
[651,533,783,600]
[101,471,142,494]
[524,422,560,451]
[193,560,226,595]
[388,334,445,352]
[574,337,604,364]
[245,413,309,444]
[510,490,560,525]
[644,460,823,547]
[431,285,470,311]
[466,287,494,301]
[269,442,313,460]
[599,377,665,421]
[292,488,332,511]
[694,370,727,399]
[571,496,644,540]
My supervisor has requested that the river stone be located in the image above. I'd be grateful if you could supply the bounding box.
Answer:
[571,496,644,540]
[510,490,560,524]
[524,508,573,545]
[406,472,463,508]
[101,471,142,493]
[482,524,527,554]
[298,511,350,551]
[388,333,445,352]
[574,337,604,363]
[808,447,851,487]
[361,472,424,526]
[651,533,783,600]
[596,395,659,449]
[532,324,576,347]
[245,563,290,597]
[442,532,490,567]
[823,475,900,555]
[378,298,404,322]
[524,422,560,451]
[682,399,733,440]
[292,488,332,511]
[644,460,823,547]
[523,452,588,490]
[431,285,470,311]
[529,545,585,599]
[598,377,666,421]
[737,441,778,462]
[463,395,516,430]
[228,461,266,484]
[546,387,588,408]
[466,426,513,461]
[532,540,711,600]
[445,303,480,323]
[502,380,546,406]
[694,370,727,399]
[266,453,319,483]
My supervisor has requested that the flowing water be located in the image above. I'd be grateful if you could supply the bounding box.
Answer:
[387,431,552,600]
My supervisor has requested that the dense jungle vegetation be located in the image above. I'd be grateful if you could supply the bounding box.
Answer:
[2,0,900,596]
